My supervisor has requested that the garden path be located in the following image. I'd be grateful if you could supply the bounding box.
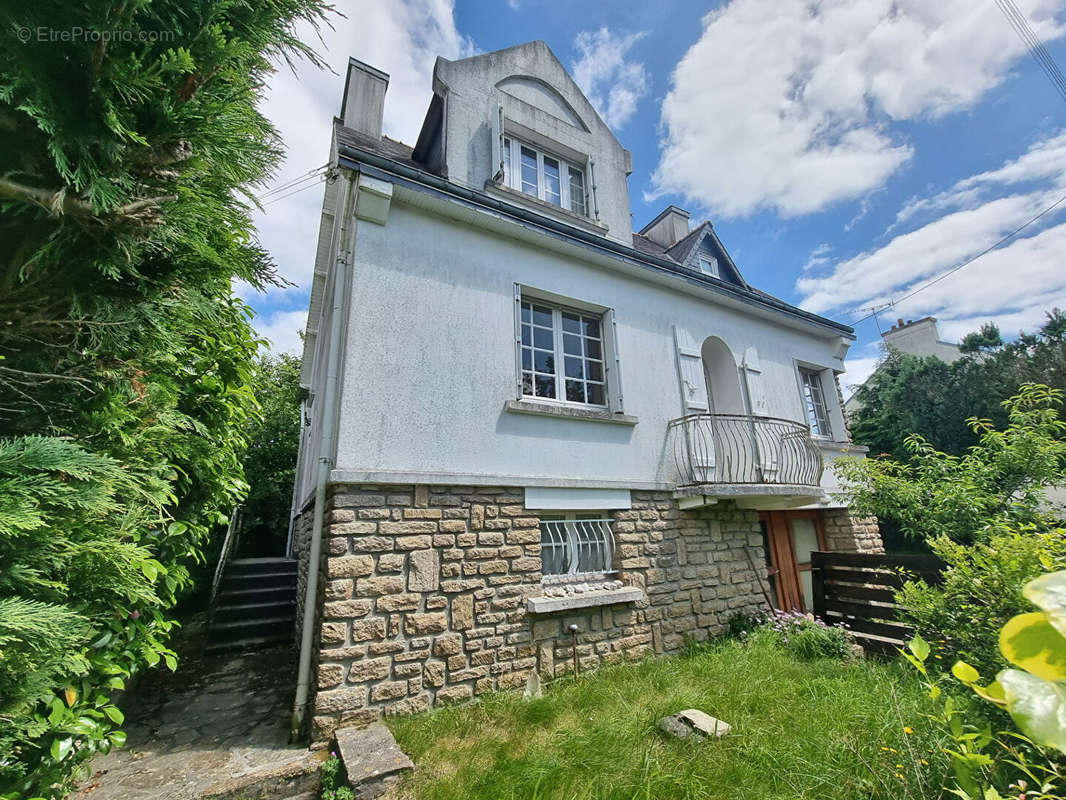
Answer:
[72,617,322,800]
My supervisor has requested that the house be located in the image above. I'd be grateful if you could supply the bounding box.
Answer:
[288,41,882,741]
[844,316,962,416]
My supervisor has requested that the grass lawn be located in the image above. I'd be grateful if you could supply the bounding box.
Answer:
[385,637,947,800]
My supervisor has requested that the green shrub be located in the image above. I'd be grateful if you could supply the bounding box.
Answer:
[897,527,1066,679]
[746,610,854,661]
[319,752,354,800]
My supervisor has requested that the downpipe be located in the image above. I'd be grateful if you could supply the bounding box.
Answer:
[291,169,357,741]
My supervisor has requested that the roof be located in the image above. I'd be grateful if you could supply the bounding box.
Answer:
[631,233,669,257]
[336,126,425,173]
[333,123,853,338]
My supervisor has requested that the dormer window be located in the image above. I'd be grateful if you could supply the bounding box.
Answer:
[699,255,719,278]
[503,137,587,216]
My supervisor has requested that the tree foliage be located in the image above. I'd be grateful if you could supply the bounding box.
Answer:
[852,311,1066,460]
[0,1,328,795]
[239,353,302,556]
[835,385,1066,679]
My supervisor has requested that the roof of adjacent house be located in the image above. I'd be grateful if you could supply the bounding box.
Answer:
[332,122,854,338]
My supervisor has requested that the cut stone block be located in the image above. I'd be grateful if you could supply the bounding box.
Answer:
[334,723,413,799]
[658,708,731,739]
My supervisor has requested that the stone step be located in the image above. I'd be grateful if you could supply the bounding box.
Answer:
[219,571,297,592]
[213,600,295,624]
[334,724,413,799]
[198,749,325,799]
[227,557,298,576]
[203,633,293,655]
[208,614,293,643]
[217,585,295,605]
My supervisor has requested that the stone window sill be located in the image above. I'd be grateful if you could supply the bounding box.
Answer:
[484,182,610,236]
[504,399,638,426]
[526,587,646,614]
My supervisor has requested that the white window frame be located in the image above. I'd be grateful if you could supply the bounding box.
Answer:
[799,366,833,439]
[538,513,616,579]
[698,255,720,278]
[503,136,588,216]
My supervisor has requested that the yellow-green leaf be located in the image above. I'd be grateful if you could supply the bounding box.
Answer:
[972,679,1006,706]
[1024,572,1066,639]
[908,634,930,663]
[952,661,980,684]
[999,612,1066,681]
[998,668,1066,754]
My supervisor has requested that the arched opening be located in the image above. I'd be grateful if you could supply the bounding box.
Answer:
[701,336,745,415]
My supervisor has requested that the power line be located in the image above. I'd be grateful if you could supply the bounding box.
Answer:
[259,176,326,206]
[256,164,328,201]
[993,0,1066,104]
[852,193,1066,325]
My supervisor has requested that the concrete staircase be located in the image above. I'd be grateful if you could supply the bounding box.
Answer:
[208,557,298,653]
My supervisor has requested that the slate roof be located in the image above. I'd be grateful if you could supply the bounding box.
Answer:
[334,123,852,337]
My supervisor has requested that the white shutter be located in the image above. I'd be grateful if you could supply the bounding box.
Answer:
[605,308,624,412]
[742,346,776,478]
[673,327,708,413]
[513,284,523,399]
[491,104,504,182]
[741,347,768,415]
[588,158,600,220]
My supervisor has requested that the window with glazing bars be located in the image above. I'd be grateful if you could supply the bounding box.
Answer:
[502,137,587,216]
[539,515,615,576]
[800,367,832,438]
[520,300,607,406]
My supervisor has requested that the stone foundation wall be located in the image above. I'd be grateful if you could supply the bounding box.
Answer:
[297,485,769,742]
[822,508,883,553]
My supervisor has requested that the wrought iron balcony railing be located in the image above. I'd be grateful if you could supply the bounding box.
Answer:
[667,413,824,488]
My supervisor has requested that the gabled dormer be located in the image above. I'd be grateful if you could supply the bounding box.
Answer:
[413,41,634,245]
[637,206,748,288]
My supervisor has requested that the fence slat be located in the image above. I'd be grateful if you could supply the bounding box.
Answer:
[811,550,944,653]
[824,598,901,621]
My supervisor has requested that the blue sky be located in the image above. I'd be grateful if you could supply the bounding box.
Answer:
[247,0,1066,394]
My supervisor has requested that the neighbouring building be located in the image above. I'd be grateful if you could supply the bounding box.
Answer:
[288,41,882,742]
[844,316,962,416]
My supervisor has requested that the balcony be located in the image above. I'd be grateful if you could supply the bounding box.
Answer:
[666,413,825,509]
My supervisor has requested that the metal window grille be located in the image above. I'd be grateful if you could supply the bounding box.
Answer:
[538,517,615,576]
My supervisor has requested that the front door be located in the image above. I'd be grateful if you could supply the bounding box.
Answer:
[759,511,826,612]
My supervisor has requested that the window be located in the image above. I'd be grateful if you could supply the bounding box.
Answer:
[520,299,607,406]
[503,137,587,216]
[539,514,615,577]
[698,255,719,278]
[800,367,832,438]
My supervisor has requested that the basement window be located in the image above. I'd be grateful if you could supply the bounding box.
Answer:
[503,137,587,216]
[539,514,615,577]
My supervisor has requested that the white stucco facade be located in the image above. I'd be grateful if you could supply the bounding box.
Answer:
[293,41,867,514]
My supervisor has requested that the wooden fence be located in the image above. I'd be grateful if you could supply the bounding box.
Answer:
[811,551,944,654]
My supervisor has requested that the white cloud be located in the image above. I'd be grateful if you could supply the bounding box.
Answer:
[572,28,650,130]
[242,1,472,358]
[796,129,1066,348]
[651,0,1066,218]
[840,356,881,397]
[254,309,309,356]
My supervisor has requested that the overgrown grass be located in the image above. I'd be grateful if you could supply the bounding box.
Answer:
[386,637,948,800]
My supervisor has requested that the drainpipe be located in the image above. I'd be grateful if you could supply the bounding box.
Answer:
[284,398,308,558]
[291,168,358,740]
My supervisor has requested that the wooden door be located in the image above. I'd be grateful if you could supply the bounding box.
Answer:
[759,511,826,612]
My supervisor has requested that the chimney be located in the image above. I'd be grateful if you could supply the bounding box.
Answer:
[340,57,389,139]
[639,205,691,248]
